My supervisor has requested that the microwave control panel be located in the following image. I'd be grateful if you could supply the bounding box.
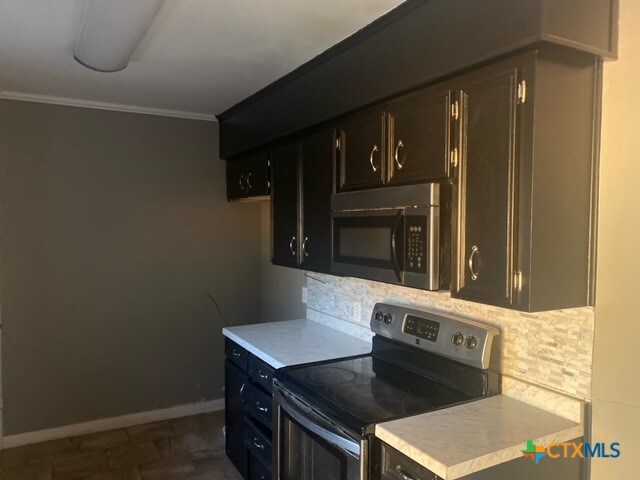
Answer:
[405,216,427,273]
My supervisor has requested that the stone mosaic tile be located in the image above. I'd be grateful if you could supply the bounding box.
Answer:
[306,273,594,400]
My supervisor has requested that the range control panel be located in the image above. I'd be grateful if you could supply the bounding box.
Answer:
[403,314,439,342]
[405,216,427,273]
[370,303,500,369]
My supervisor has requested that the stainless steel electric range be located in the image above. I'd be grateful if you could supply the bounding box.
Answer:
[272,303,501,480]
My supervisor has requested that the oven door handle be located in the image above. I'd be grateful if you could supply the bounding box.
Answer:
[276,387,360,456]
[390,210,403,282]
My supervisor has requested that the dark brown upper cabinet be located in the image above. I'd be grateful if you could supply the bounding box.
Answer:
[271,130,334,272]
[337,86,455,192]
[451,49,599,312]
[270,144,299,268]
[452,64,519,308]
[300,130,334,272]
[337,109,385,191]
[387,87,453,185]
[226,152,269,200]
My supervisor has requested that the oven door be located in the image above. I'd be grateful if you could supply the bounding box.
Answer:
[273,382,363,480]
[332,209,405,284]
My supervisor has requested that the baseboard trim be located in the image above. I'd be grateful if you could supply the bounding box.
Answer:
[2,398,224,450]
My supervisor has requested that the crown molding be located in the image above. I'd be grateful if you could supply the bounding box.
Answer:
[0,90,217,122]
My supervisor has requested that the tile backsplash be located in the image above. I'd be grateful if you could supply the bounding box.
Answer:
[305,273,593,400]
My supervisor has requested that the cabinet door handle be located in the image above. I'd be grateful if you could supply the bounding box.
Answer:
[289,236,297,256]
[253,438,265,450]
[302,237,309,258]
[258,370,269,380]
[468,245,480,281]
[238,174,245,191]
[369,145,379,172]
[240,383,245,395]
[246,172,252,190]
[231,349,242,358]
[395,465,418,480]
[394,140,405,169]
[255,402,268,413]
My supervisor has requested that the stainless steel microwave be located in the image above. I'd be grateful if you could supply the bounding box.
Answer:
[331,184,441,290]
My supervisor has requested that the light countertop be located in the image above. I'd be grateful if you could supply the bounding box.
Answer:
[222,319,372,369]
[375,395,583,480]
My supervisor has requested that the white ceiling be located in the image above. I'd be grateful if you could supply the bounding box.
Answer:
[0,0,405,120]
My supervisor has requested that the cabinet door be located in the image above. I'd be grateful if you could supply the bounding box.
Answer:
[271,144,300,267]
[300,130,334,272]
[338,109,385,191]
[387,88,453,185]
[225,360,248,479]
[227,160,248,199]
[226,153,269,200]
[452,66,519,307]
[244,153,270,197]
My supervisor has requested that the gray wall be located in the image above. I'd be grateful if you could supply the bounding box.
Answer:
[0,100,261,435]
[258,202,306,323]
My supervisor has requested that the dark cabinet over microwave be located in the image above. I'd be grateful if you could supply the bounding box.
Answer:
[337,85,454,192]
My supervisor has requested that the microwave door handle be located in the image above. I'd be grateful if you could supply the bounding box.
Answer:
[390,210,403,282]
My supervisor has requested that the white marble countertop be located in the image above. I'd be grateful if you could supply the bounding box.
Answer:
[375,395,583,480]
[222,319,372,369]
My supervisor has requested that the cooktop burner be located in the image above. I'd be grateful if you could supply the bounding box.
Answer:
[305,366,358,386]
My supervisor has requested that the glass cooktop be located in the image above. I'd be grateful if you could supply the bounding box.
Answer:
[278,353,474,434]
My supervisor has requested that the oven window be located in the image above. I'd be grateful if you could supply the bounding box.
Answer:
[281,416,348,480]
[339,227,390,260]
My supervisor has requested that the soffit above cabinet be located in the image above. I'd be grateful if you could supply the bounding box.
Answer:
[217,0,618,159]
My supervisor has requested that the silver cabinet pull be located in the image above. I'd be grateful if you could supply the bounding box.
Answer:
[394,140,405,169]
[246,171,252,190]
[395,465,417,480]
[468,245,480,280]
[255,402,268,413]
[253,438,265,450]
[258,370,269,380]
[369,145,379,172]
[302,237,309,258]
[238,174,245,191]
[289,236,296,256]
[231,349,241,358]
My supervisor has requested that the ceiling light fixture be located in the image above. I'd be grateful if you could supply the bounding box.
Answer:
[74,0,165,73]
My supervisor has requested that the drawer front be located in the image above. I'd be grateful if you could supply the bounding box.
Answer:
[382,442,439,480]
[248,355,275,392]
[243,382,273,428]
[225,338,249,372]
[249,449,273,480]
[245,418,273,468]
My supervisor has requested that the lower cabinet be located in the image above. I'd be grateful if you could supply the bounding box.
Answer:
[224,339,274,479]
[371,438,584,480]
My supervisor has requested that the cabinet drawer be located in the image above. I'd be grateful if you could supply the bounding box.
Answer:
[245,418,273,468]
[248,355,275,392]
[382,442,439,480]
[225,338,248,372]
[249,449,272,480]
[243,382,273,428]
